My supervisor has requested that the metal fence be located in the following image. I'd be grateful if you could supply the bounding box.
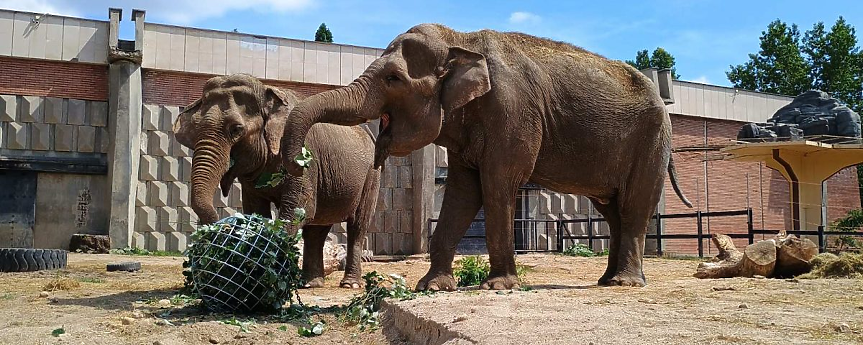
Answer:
[427,208,863,257]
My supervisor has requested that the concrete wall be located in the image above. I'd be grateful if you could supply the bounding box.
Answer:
[670,81,793,123]
[35,173,109,249]
[141,23,383,86]
[0,10,109,64]
[0,93,110,249]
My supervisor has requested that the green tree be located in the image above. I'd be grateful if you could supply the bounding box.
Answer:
[805,17,863,113]
[314,23,333,43]
[727,20,811,96]
[626,48,680,79]
[626,49,651,69]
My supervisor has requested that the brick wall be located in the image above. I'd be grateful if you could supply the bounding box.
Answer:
[0,56,108,101]
[827,168,861,221]
[141,69,339,107]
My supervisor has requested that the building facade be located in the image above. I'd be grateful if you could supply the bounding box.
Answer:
[0,8,858,256]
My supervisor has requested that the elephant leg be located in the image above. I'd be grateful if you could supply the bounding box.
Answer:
[591,198,622,285]
[241,189,272,218]
[416,158,483,292]
[601,167,665,287]
[300,225,331,288]
[341,168,380,289]
[478,169,524,290]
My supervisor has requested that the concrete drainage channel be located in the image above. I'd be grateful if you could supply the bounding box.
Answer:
[380,300,476,345]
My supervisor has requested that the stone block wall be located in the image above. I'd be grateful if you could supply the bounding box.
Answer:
[368,155,414,255]
[132,103,230,252]
[0,94,108,155]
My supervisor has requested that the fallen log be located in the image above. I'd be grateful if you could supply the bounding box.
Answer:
[739,239,777,278]
[693,234,744,278]
[694,234,818,279]
[774,236,818,278]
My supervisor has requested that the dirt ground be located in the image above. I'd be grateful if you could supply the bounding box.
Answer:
[0,253,860,345]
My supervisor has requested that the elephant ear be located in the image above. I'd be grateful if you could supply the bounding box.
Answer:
[173,97,202,148]
[439,46,491,113]
[262,86,294,156]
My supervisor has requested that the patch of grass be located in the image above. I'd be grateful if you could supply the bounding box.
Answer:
[515,261,532,284]
[169,293,197,306]
[454,255,489,287]
[44,277,80,291]
[109,247,183,257]
[562,243,608,257]
[77,277,104,284]
[51,327,64,337]
[0,293,14,300]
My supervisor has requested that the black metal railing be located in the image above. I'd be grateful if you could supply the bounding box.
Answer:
[426,208,863,257]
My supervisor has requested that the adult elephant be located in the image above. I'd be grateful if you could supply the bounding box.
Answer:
[172,74,380,288]
[280,24,692,290]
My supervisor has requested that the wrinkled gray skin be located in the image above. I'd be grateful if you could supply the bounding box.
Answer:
[280,24,692,290]
[173,74,380,288]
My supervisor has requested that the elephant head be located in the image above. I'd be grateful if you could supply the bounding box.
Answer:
[281,23,490,176]
[173,74,296,224]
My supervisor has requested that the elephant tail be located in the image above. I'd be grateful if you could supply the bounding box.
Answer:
[668,156,693,208]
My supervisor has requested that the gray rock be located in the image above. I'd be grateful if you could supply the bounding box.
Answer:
[738,89,860,140]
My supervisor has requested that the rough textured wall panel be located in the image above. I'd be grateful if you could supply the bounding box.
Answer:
[34,173,109,249]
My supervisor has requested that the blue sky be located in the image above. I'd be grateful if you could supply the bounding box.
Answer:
[5,0,861,87]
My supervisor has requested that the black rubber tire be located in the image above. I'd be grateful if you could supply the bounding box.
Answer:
[0,248,68,272]
[33,250,46,271]
[0,250,11,272]
[106,261,141,272]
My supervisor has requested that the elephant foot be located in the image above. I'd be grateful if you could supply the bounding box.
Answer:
[480,274,520,290]
[598,272,646,287]
[339,276,362,289]
[415,272,456,292]
[301,277,325,288]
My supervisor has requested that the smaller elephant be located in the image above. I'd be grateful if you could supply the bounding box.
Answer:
[173,74,380,288]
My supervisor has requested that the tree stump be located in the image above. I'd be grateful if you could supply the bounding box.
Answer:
[739,239,777,277]
[693,234,744,279]
[774,236,818,277]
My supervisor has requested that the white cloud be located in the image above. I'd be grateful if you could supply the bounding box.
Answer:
[148,0,313,25]
[509,11,541,24]
[0,0,79,16]
[689,75,710,84]
[2,0,313,25]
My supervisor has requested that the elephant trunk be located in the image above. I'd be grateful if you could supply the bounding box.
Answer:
[190,139,230,225]
[282,71,382,177]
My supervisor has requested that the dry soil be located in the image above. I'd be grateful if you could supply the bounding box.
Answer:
[0,253,860,345]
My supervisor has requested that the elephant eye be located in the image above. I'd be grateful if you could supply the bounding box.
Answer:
[228,123,244,139]
[385,74,401,82]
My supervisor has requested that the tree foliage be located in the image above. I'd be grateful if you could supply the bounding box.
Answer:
[727,17,862,113]
[315,23,333,43]
[626,47,680,79]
